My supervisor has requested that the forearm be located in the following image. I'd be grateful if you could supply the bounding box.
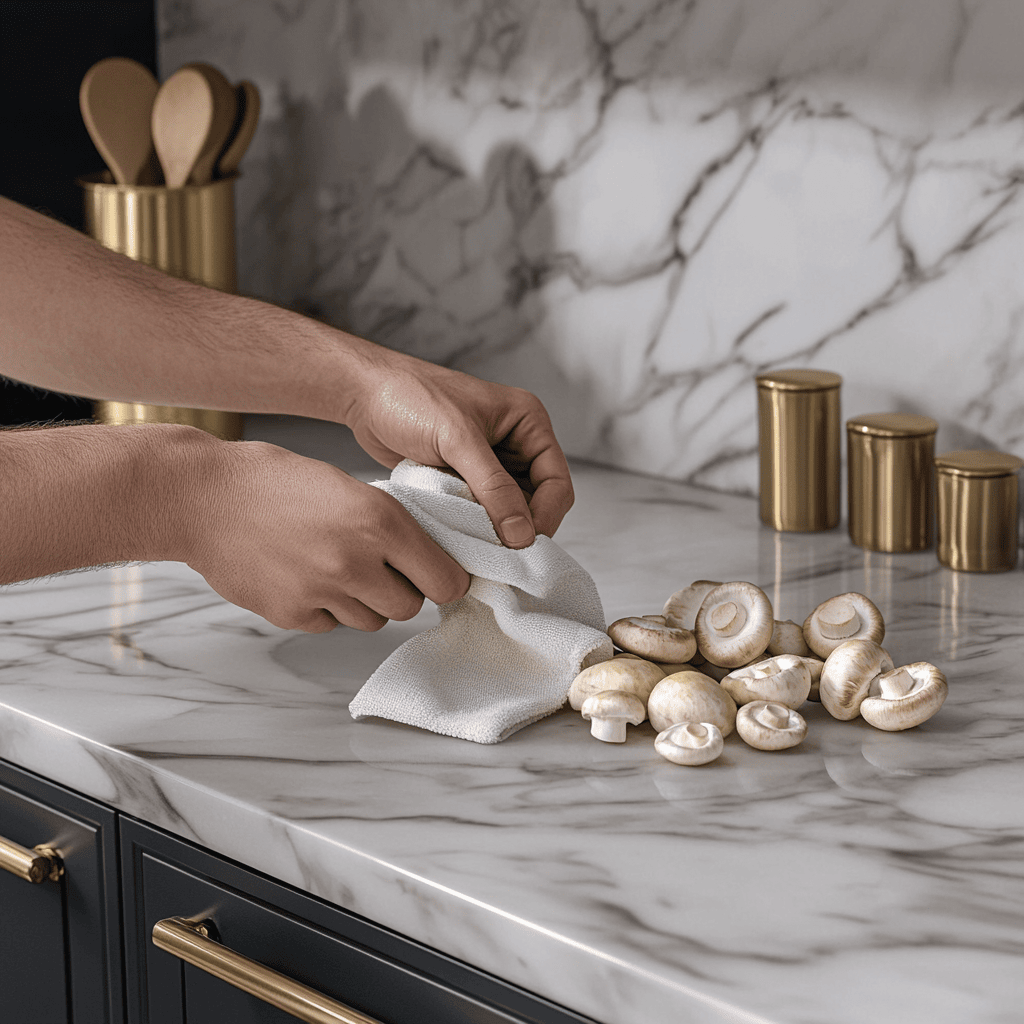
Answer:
[0,421,207,585]
[0,195,373,423]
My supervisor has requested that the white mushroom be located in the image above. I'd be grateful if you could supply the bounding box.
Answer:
[720,655,812,709]
[694,581,774,668]
[568,659,664,711]
[798,656,825,701]
[647,670,737,737]
[803,593,885,659]
[736,702,808,750]
[767,619,812,658]
[654,722,724,765]
[662,581,722,630]
[818,639,894,721]
[607,617,697,663]
[581,690,647,742]
[700,656,761,682]
[860,663,948,732]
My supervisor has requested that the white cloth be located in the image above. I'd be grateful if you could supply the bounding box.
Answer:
[348,460,613,743]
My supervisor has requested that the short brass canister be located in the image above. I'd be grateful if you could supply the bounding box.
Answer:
[935,450,1023,572]
[756,370,841,532]
[78,172,242,440]
[847,413,938,552]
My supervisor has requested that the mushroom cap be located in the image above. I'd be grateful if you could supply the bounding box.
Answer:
[607,617,697,663]
[819,639,894,720]
[860,662,947,731]
[803,592,885,659]
[654,722,724,765]
[647,670,737,737]
[736,701,808,750]
[700,656,761,682]
[767,619,812,658]
[720,654,812,709]
[798,656,825,701]
[662,580,722,630]
[568,658,665,711]
[581,690,647,725]
[694,581,774,668]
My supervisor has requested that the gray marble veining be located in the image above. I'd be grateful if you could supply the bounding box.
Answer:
[2,418,1022,1023]
[157,0,1024,493]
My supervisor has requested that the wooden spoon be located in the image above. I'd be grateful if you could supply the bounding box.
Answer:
[79,57,160,185]
[181,62,237,185]
[151,66,215,188]
[217,80,261,177]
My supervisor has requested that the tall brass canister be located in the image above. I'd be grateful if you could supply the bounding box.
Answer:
[78,171,243,440]
[847,413,938,552]
[935,450,1023,572]
[756,369,841,532]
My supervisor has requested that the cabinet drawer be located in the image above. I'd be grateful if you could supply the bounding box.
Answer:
[0,758,124,1024]
[122,818,596,1024]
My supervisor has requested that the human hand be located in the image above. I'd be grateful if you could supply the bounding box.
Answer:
[178,437,470,632]
[342,345,574,548]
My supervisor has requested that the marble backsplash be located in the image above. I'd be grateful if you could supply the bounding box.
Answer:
[158,0,1024,493]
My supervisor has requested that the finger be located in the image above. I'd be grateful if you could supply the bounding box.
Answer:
[348,563,427,622]
[322,594,389,632]
[443,436,537,548]
[373,493,472,604]
[523,442,574,537]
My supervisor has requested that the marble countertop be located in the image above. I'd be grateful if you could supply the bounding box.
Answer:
[2,415,1022,1024]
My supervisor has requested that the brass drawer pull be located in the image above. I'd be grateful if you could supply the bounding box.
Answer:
[152,916,383,1024]
[0,835,63,884]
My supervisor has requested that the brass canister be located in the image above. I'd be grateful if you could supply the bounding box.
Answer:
[78,172,243,440]
[935,450,1023,572]
[756,369,841,532]
[847,413,938,552]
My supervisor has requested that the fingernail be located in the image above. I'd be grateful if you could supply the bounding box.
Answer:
[500,515,534,547]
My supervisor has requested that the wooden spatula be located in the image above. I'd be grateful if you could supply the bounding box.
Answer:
[79,57,160,185]
[151,66,216,188]
[180,63,237,185]
[217,80,260,177]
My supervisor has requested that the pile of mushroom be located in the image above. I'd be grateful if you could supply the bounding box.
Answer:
[568,579,948,765]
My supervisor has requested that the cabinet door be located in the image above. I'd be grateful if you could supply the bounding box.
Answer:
[122,818,597,1024]
[0,758,124,1024]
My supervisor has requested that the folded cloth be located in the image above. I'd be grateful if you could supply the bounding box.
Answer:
[348,460,614,743]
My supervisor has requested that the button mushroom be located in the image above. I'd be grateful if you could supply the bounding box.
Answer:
[694,581,774,668]
[720,654,812,709]
[647,670,737,737]
[607,617,697,664]
[654,722,724,765]
[859,662,948,731]
[798,656,825,701]
[818,639,894,721]
[803,593,885,659]
[662,580,722,630]
[736,701,808,750]
[568,658,665,711]
[767,619,812,658]
[580,690,647,742]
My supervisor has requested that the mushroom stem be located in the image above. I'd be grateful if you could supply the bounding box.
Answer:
[709,601,745,635]
[818,600,860,639]
[590,717,628,742]
[756,702,791,728]
[680,722,709,741]
[878,667,916,699]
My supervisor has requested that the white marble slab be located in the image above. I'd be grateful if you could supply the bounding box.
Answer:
[1,418,1022,1023]
[158,0,1024,493]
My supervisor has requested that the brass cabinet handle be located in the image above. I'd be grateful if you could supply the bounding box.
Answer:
[0,835,64,884]
[152,916,383,1024]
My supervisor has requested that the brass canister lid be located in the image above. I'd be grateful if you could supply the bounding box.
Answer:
[847,413,938,438]
[756,369,842,392]
[935,450,1024,478]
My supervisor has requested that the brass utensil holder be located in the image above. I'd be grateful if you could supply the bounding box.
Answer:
[78,171,243,440]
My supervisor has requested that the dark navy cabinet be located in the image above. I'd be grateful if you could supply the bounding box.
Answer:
[0,759,595,1024]
[0,759,124,1024]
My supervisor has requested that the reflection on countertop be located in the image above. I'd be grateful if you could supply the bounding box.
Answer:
[1,413,1022,1024]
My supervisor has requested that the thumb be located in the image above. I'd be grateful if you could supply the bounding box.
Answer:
[445,438,536,548]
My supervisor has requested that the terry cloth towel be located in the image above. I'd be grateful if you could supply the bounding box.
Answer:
[348,460,614,743]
